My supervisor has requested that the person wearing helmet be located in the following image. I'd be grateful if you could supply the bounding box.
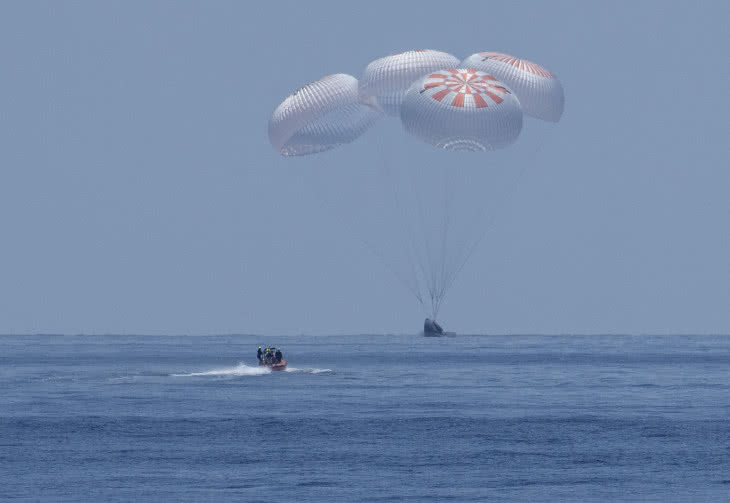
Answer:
[257,346,262,361]
[275,348,283,363]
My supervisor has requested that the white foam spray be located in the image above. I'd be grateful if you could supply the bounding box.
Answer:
[171,364,333,377]
[284,367,333,374]
[171,363,271,377]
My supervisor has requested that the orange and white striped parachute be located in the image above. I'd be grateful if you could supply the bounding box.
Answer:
[461,52,564,122]
[399,69,523,151]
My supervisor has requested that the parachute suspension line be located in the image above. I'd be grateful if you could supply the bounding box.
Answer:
[406,155,439,316]
[390,158,432,316]
[373,131,428,309]
[444,129,555,296]
[436,167,448,316]
[445,161,528,298]
[433,164,454,320]
[377,137,427,310]
[398,203,426,308]
[299,157,426,309]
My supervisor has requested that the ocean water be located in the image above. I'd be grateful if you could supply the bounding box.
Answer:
[1,334,729,502]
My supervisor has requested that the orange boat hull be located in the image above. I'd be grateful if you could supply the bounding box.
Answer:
[259,359,287,371]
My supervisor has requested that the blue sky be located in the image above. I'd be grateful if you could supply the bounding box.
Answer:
[1,1,728,335]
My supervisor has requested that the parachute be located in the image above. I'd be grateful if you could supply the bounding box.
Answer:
[400,69,523,151]
[461,52,564,122]
[359,50,461,116]
[268,50,563,321]
[268,73,382,156]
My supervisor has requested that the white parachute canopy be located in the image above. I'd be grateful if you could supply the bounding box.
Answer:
[461,52,564,122]
[399,69,523,151]
[359,49,461,116]
[268,73,382,156]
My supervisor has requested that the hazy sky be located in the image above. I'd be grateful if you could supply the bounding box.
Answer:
[1,1,728,335]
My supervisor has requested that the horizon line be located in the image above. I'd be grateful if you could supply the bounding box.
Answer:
[1,333,729,337]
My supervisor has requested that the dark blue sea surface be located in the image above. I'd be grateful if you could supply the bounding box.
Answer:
[1,335,729,502]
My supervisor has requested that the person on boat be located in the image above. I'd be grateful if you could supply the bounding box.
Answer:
[275,349,283,363]
[257,347,263,361]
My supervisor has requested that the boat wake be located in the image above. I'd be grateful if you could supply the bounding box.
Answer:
[171,363,270,377]
[284,367,332,374]
[171,364,332,377]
